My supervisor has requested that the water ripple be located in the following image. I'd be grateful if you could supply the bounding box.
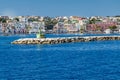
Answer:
[0,35,120,79]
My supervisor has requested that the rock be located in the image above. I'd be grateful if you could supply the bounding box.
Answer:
[11,36,120,44]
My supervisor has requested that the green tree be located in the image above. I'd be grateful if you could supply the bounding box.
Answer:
[89,18,96,24]
[28,18,39,22]
[43,17,58,30]
[0,18,7,23]
[14,18,19,22]
[52,19,58,26]
[2,19,6,23]
[109,25,117,30]
[89,18,101,24]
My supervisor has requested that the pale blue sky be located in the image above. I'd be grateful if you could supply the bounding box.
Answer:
[0,0,120,16]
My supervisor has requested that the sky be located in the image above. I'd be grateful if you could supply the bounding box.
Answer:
[0,0,120,17]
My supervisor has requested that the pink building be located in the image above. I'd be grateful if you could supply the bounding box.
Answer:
[87,22,117,32]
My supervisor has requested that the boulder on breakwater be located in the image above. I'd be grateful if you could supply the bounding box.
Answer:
[11,36,120,44]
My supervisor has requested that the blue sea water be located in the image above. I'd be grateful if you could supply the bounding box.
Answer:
[0,34,120,80]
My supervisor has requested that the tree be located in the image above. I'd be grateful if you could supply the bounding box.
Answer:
[14,18,19,22]
[2,19,7,23]
[43,17,58,30]
[28,18,39,22]
[80,28,84,33]
[89,18,101,24]
[0,18,2,22]
[68,20,72,24]
[89,18,96,24]
[109,25,117,30]
[117,19,120,22]
[115,15,120,17]
[0,18,7,23]
[52,19,58,26]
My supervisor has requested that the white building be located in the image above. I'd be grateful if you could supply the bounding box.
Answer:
[29,21,45,34]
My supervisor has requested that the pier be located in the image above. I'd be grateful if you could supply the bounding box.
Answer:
[11,36,120,44]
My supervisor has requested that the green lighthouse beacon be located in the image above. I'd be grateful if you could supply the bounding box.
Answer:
[36,28,45,38]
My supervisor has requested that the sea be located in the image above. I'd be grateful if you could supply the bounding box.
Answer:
[0,34,120,80]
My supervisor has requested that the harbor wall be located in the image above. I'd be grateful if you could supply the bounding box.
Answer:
[11,36,120,44]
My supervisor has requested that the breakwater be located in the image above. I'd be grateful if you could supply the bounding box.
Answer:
[11,36,120,44]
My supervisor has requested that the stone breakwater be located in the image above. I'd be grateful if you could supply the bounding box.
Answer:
[11,36,120,44]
